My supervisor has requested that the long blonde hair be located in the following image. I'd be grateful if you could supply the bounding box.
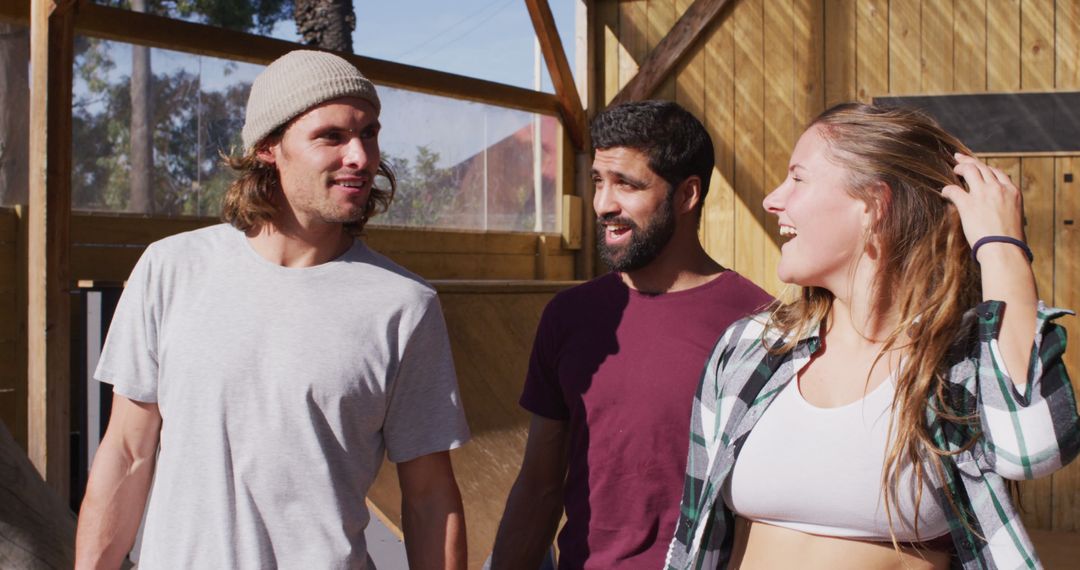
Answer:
[221,134,396,235]
[766,102,983,540]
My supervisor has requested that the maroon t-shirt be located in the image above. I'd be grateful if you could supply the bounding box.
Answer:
[520,271,772,569]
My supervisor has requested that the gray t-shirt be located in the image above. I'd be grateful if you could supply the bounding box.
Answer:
[95,224,470,569]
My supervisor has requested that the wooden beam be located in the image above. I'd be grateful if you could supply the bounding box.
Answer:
[524,0,588,149]
[611,0,735,105]
[0,1,29,22]
[0,1,562,118]
[27,0,75,498]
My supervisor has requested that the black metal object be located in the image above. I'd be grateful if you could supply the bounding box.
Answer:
[69,286,123,512]
[873,93,1080,154]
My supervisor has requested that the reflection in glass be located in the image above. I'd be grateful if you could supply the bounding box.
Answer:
[71,37,261,216]
[88,0,577,94]
[71,39,559,233]
[377,87,559,233]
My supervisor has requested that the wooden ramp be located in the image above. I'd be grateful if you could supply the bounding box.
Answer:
[366,280,573,570]
[1031,530,1080,570]
[0,421,75,568]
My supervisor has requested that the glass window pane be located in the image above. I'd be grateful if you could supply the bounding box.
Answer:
[88,0,579,93]
[377,87,559,232]
[348,0,576,93]
[0,21,29,207]
[72,37,261,216]
[72,37,560,233]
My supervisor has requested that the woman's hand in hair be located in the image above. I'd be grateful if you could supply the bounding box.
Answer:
[945,153,1038,388]
[941,153,1025,249]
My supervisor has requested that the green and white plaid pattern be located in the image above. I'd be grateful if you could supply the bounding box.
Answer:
[665,301,1079,570]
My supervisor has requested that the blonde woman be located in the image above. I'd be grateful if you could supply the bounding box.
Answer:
[666,103,1078,569]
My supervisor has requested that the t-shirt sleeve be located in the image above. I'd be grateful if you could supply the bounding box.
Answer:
[383,294,471,463]
[93,245,161,403]
[519,300,570,420]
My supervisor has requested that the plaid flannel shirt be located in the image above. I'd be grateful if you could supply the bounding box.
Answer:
[666,300,1079,570]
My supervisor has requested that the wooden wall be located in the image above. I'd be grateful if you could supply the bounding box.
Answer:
[595,0,1080,533]
[0,207,573,567]
[595,0,1079,288]
[366,280,567,569]
[0,207,575,449]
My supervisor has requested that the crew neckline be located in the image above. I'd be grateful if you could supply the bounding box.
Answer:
[232,225,363,275]
[615,269,734,301]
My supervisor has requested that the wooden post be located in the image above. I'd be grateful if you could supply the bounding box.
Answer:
[610,0,735,105]
[524,0,587,150]
[27,0,75,499]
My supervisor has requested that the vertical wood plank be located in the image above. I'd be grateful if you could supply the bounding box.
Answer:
[702,10,736,268]
[599,0,621,105]
[649,0,678,100]
[953,0,988,92]
[28,0,75,498]
[575,0,590,107]
[1057,0,1080,89]
[921,0,955,93]
[855,0,888,102]
[578,0,596,279]
[1052,156,1080,531]
[888,0,921,95]
[990,157,1052,530]
[618,0,648,90]
[824,0,856,106]
[732,0,766,285]
[761,0,793,295]
[793,0,825,127]
[674,0,706,263]
[1021,157,1055,305]
[675,0,705,118]
[1017,155,1056,529]
[1020,0,1055,90]
[987,0,1021,91]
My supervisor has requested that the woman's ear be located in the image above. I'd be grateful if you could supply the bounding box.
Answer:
[867,180,892,229]
[862,181,891,258]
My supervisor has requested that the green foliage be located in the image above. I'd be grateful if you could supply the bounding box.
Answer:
[72,0,522,229]
[73,0,291,215]
[382,146,469,228]
[92,0,291,33]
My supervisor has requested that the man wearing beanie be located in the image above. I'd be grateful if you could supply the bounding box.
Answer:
[74,50,470,569]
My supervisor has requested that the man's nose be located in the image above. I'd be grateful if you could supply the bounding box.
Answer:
[342,137,371,168]
[593,184,619,217]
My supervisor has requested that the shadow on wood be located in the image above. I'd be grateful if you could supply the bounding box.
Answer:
[0,421,75,568]
[366,281,574,570]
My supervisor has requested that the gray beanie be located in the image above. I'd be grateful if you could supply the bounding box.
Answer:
[241,50,381,151]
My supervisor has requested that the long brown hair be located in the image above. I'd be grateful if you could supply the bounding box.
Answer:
[766,102,983,540]
[221,133,396,235]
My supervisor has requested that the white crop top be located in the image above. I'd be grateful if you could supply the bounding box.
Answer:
[722,376,950,541]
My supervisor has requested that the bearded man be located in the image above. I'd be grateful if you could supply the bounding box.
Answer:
[490,100,773,568]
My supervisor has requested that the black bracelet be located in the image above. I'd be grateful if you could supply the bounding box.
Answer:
[970,235,1033,263]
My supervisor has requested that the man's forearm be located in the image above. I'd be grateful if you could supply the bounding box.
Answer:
[75,443,156,569]
[401,491,467,569]
[490,478,563,570]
